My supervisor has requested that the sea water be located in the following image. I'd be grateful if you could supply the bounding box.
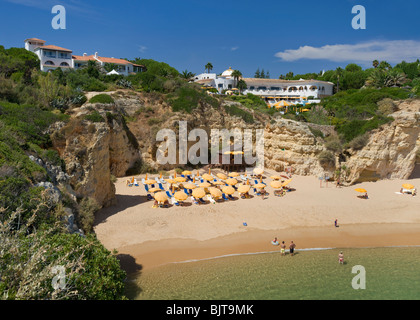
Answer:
[126,247,420,300]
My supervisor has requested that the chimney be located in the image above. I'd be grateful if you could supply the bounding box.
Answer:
[94,52,98,58]
[83,53,87,56]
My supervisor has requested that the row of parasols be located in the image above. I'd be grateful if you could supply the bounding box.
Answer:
[355,183,416,195]
[143,169,292,204]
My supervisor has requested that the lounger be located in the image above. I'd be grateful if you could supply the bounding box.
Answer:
[134,179,139,186]
[222,193,229,201]
[228,194,235,200]
[253,188,261,196]
[184,188,190,195]
[171,197,180,206]
[158,183,165,190]
[146,194,154,201]
[166,191,173,198]
[144,184,150,192]
[141,178,146,184]
[199,198,206,204]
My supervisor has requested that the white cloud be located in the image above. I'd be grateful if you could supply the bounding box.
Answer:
[230,46,239,51]
[274,40,420,64]
[138,45,147,53]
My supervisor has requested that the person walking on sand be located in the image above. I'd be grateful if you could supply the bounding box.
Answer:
[289,241,296,256]
[338,251,344,264]
[334,219,339,228]
[280,241,286,256]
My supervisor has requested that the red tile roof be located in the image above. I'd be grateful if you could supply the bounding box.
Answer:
[37,45,72,52]
[25,38,46,43]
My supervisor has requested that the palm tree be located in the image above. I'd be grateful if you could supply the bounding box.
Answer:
[385,69,407,87]
[231,69,242,88]
[205,62,213,74]
[366,68,387,88]
[181,69,195,80]
[237,79,247,94]
[372,60,379,68]
[378,61,392,71]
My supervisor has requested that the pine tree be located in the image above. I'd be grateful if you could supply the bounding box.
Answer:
[254,68,261,78]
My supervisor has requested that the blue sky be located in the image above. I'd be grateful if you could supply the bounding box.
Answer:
[1,0,420,77]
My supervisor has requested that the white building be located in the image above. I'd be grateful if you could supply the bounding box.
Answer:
[24,37,145,76]
[194,67,334,104]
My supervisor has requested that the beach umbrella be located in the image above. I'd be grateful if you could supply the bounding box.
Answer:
[232,151,244,155]
[209,187,222,198]
[212,180,225,186]
[192,188,206,199]
[237,185,251,194]
[354,188,367,193]
[144,179,157,185]
[217,173,228,180]
[182,170,192,175]
[402,184,415,190]
[224,151,233,155]
[202,173,214,181]
[270,181,283,189]
[174,177,187,183]
[174,191,188,201]
[222,186,235,195]
[253,168,264,175]
[164,178,176,184]
[184,183,197,189]
[225,178,238,185]
[254,183,266,189]
[154,191,168,203]
[148,187,162,193]
[282,179,292,187]
[199,182,211,188]
[228,172,240,177]
[270,175,281,180]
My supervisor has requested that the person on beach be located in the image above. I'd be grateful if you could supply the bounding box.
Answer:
[289,241,296,256]
[338,251,344,264]
[280,241,286,256]
[335,219,339,227]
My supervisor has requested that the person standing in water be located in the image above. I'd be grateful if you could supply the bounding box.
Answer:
[338,251,344,264]
[280,241,286,256]
[289,241,296,256]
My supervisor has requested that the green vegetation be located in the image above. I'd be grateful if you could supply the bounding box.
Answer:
[169,85,219,113]
[89,94,114,104]
[224,104,254,124]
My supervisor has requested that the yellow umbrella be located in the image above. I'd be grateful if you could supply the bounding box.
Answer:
[217,173,228,180]
[164,178,176,184]
[302,109,310,112]
[199,182,211,188]
[182,170,192,175]
[184,183,197,189]
[209,187,222,198]
[144,179,157,185]
[253,168,264,175]
[154,191,168,203]
[225,178,238,185]
[174,177,187,183]
[270,181,283,189]
[228,172,240,177]
[254,183,266,189]
[174,191,188,201]
[355,188,367,193]
[222,186,235,195]
[202,174,214,181]
[282,179,292,187]
[232,151,244,155]
[237,185,251,194]
[402,184,415,190]
[270,175,281,180]
[224,151,233,155]
[148,187,161,193]
[212,180,225,186]
[192,188,206,199]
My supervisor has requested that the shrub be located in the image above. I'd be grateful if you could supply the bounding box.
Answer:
[377,98,397,115]
[318,150,336,168]
[224,104,254,124]
[89,94,114,104]
[78,197,100,233]
[84,111,105,123]
[348,133,369,150]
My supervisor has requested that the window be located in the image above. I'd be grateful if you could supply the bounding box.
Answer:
[44,61,55,66]
[43,50,56,58]
[270,87,280,91]
[60,62,70,67]
[58,52,70,59]
[249,86,255,90]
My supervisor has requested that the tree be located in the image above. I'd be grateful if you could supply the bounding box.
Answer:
[378,61,392,71]
[104,63,118,73]
[365,68,387,88]
[385,69,407,87]
[181,70,195,80]
[372,60,379,68]
[205,62,213,74]
[237,79,247,94]
[266,70,270,79]
[254,68,261,78]
[285,71,294,80]
[231,70,242,88]
[260,69,265,79]
[335,67,343,92]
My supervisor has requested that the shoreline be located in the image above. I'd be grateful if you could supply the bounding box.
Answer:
[115,222,420,273]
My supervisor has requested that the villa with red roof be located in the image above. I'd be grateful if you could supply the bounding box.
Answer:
[24,38,145,76]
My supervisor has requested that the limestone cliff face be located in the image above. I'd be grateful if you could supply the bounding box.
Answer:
[264,119,326,176]
[345,109,420,183]
[51,102,141,207]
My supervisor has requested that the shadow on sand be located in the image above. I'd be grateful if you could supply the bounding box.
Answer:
[117,253,143,299]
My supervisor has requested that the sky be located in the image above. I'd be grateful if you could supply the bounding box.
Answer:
[1,0,420,78]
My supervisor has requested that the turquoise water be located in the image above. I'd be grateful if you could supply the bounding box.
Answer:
[126,247,420,300]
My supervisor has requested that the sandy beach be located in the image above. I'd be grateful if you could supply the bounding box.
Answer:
[94,170,420,272]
